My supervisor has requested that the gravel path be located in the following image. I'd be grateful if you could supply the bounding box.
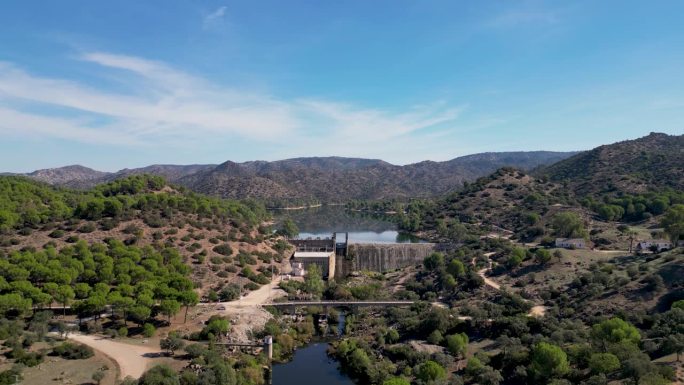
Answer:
[68,333,160,380]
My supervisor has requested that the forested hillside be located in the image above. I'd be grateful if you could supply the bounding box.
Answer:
[0,175,290,309]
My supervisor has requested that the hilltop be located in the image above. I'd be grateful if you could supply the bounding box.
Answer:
[22,164,215,189]
[539,132,684,196]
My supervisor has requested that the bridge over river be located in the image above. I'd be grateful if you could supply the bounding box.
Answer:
[266,300,416,309]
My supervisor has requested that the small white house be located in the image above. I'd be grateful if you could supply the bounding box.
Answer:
[555,238,587,249]
[636,240,672,252]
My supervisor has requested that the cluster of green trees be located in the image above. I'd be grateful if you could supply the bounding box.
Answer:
[331,293,680,385]
[0,175,268,232]
[409,251,483,302]
[0,239,197,326]
[582,189,684,222]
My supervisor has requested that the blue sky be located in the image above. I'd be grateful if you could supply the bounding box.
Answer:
[0,1,683,172]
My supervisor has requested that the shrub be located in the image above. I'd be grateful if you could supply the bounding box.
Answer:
[99,218,118,230]
[143,323,156,338]
[48,229,65,238]
[244,282,260,291]
[16,350,44,367]
[122,224,142,236]
[78,223,96,233]
[118,327,128,338]
[219,284,241,301]
[213,244,233,256]
[53,342,95,359]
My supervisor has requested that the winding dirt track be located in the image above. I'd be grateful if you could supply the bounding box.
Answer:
[68,333,160,380]
[474,252,547,317]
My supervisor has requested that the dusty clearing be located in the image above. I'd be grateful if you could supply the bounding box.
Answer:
[68,333,161,380]
[407,340,444,354]
[197,278,288,342]
[5,350,117,385]
[528,305,548,317]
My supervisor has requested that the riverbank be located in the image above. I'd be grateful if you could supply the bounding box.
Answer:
[268,203,346,210]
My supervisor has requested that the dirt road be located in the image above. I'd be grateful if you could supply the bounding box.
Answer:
[68,333,160,380]
[474,253,502,290]
[196,277,288,342]
[474,252,547,317]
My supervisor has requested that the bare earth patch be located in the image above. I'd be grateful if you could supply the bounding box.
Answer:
[67,333,162,380]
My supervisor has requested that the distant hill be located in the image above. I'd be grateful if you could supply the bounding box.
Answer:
[12,152,575,204]
[26,165,108,188]
[18,164,216,189]
[539,132,684,196]
[110,164,216,184]
[177,152,576,205]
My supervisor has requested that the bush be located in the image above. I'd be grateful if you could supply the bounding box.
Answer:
[48,229,65,238]
[122,224,141,235]
[99,218,118,230]
[53,342,95,359]
[244,282,260,291]
[118,326,128,338]
[0,367,22,384]
[143,323,156,338]
[213,244,233,256]
[78,223,96,233]
[15,350,45,367]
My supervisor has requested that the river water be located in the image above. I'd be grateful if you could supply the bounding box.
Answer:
[270,206,408,384]
[271,343,353,385]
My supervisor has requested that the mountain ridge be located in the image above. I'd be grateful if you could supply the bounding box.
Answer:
[10,151,577,203]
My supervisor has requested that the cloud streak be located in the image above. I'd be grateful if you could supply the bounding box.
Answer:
[0,52,464,161]
[203,6,228,30]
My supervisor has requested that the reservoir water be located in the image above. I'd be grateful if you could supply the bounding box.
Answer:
[273,205,422,243]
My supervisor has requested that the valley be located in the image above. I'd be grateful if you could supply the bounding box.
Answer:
[0,133,682,385]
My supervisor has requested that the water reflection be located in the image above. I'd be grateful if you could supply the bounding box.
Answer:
[271,343,353,385]
[273,206,423,243]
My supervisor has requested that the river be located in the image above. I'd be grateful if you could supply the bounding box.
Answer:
[270,206,406,384]
[272,343,353,385]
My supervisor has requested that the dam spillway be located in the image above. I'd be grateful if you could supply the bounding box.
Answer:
[288,233,457,279]
[335,243,438,277]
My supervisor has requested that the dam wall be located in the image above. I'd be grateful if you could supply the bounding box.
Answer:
[336,243,448,277]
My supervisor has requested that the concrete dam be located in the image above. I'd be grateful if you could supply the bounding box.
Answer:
[335,243,437,277]
[288,234,457,279]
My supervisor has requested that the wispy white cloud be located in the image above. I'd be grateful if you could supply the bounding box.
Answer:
[0,52,464,162]
[203,6,228,30]
[486,2,563,29]
[488,10,558,28]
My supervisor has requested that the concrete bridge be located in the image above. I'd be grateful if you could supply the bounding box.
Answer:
[266,300,416,308]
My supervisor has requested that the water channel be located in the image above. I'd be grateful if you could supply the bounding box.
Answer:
[270,205,411,384]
